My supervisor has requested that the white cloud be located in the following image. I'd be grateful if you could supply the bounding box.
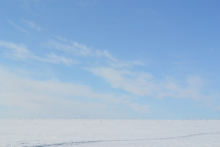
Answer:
[22,20,43,31]
[8,19,29,34]
[95,50,146,68]
[1,40,213,102]
[54,35,68,42]
[34,53,79,66]
[46,40,92,56]
[157,76,207,100]
[0,41,77,66]
[46,38,146,68]
[0,41,30,59]
[0,66,149,118]
[96,50,145,68]
[88,67,212,100]
[88,67,157,97]
[96,50,118,62]
[110,60,145,68]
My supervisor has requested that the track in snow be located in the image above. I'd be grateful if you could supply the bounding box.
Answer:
[29,132,220,147]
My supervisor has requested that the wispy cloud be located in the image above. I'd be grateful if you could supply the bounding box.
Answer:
[96,50,118,62]
[88,67,157,96]
[96,50,145,68]
[1,39,145,68]
[8,19,29,34]
[36,53,79,66]
[2,40,211,102]
[110,60,145,68]
[88,67,214,101]
[163,77,208,100]
[0,41,30,59]
[46,40,92,56]
[46,38,146,68]
[0,66,149,118]
[0,41,77,66]
[54,35,68,42]
[22,20,43,31]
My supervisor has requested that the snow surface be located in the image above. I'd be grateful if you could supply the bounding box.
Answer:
[1,119,220,147]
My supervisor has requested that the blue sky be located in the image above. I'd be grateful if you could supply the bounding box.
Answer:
[0,0,220,119]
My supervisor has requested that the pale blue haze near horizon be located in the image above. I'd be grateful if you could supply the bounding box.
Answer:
[0,0,220,119]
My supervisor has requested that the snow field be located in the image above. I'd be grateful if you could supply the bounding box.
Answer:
[0,119,220,147]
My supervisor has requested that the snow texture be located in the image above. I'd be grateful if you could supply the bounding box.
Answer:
[1,119,220,147]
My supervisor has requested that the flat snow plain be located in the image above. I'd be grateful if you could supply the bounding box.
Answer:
[1,119,220,147]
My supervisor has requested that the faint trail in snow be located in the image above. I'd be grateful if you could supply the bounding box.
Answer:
[29,132,220,147]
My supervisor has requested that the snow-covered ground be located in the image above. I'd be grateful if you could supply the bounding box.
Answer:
[1,119,220,147]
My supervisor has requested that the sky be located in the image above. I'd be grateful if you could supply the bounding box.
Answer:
[0,0,220,119]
